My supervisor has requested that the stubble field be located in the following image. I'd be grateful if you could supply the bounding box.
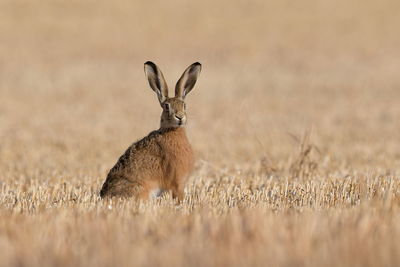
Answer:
[0,0,400,266]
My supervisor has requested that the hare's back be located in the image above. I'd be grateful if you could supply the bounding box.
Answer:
[108,131,164,178]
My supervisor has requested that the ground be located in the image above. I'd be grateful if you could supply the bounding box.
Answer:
[0,0,399,266]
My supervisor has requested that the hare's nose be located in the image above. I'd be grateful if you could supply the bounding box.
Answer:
[174,115,183,121]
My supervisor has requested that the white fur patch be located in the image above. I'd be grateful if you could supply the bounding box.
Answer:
[149,188,165,199]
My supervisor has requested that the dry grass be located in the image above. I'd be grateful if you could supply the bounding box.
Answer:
[1,0,400,266]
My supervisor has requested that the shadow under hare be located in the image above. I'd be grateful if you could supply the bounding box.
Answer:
[100,61,201,201]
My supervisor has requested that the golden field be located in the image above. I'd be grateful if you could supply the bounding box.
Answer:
[0,0,399,266]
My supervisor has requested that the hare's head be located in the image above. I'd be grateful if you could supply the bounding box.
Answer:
[144,61,201,129]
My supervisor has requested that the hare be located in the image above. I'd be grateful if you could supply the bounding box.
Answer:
[100,61,201,201]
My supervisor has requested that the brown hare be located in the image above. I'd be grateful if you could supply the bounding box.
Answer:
[100,61,201,201]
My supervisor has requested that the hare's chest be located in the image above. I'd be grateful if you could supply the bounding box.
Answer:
[165,141,193,164]
[161,139,194,177]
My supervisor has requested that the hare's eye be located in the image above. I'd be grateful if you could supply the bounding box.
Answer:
[164,103,170,111]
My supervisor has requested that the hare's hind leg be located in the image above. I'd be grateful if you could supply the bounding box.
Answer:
[100,176,142,198]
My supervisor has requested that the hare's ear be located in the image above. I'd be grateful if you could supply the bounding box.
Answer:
[144,61,168,103]
[175,62,201,99]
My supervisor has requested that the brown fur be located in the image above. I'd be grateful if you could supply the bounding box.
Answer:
[100,62,201,201]
[100,127,194,200]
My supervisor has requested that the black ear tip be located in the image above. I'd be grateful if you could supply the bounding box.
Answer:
[191,62,202,72]
[144,61,156,67]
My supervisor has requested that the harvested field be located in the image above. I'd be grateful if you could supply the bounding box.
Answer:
[0,0,399,266]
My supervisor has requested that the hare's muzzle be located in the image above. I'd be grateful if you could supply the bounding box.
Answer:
[174,114,185,125]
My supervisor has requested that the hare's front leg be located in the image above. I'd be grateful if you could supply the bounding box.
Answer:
[171,182,185,202]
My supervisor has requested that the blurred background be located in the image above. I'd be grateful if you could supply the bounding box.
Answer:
[1,2,400,266]
[0,0,399,181]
